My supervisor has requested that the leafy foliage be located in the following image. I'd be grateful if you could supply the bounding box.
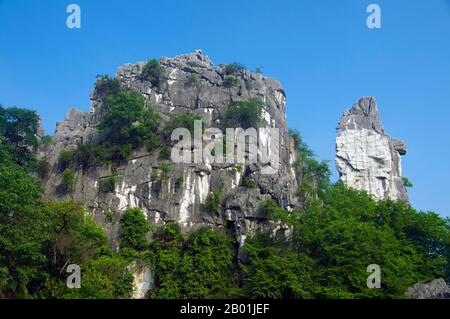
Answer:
[37,159,51,179]
[100,91,144,146]
[98,176,116,193]
[96,90,160,163]
[152,162,172,182]
[73,143,107,169]
[59,169,75,193]
[221,98,264,129]
[224,62,246,75]
[158,145,172,160]
[240,233,314,299]
[0,106,40,168]
[0,162,45,298]
[187,74,200,86]
[242,184,450,299]
[289,129,331,209]
[150,225,236,298]
[119,208,150,252]
[205,190,222,213]
[163,113,202,141]
[242,177,257,188]
[402,176,414,188]
[61,254,134,299]
[141,59,164,86]
[95,75,121,97]
[58,149,74,170]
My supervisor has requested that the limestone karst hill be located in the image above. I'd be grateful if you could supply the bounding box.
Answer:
[39,51,299,250]
[39,52,411,252]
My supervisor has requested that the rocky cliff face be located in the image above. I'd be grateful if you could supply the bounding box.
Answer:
[39,51,298,250]
[407,278,450,299]
[336,97,408,201]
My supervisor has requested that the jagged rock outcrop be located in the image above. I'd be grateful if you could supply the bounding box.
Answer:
[39,50,298,250]
[407,278,450,299]
[336,97,408,201]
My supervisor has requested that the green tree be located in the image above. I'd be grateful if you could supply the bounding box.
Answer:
[42,200,106,273]
[150,225,237,299]
[0,106,40,168]
[61,255,134,299]
[141,59,164,86]
[98,176,116,193]
[245,184,449,299]
[37,159,51,179]
[221,98,264,129]
[95,75,121,97]
[240,233,314,299]
[0,163,46,298]
[98,91,160,154]
[163,113,202,141]
[119,208,150,251]
[150,222,184,299]
[59,169,75,193]
[289,129,331,209]
[58,149,74,170]
[179,228,236,298]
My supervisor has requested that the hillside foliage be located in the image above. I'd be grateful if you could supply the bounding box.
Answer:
[0,104,448,299]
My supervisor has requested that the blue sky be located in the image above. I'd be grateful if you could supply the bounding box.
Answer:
[0,0,449,217]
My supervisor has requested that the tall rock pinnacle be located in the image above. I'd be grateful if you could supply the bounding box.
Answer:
[335,97,409,202]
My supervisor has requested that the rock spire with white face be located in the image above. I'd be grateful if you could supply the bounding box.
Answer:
[336,97,408,202]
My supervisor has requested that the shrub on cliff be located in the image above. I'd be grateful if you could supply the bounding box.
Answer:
[59,169,75,193]
[163,113,202,141]
[98,176,116,193]
[289,129,331,209]
[58,149,74,170]
[141,59,164,87]
[95,75,121,97]
[224,62,246,75]
[205,190,222,213]
[221,97,264,129]
[37,158,51,179]
[99,91,160,151]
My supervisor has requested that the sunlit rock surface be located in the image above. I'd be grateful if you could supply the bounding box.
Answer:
[336,97,408,201]
[39,51,298,251]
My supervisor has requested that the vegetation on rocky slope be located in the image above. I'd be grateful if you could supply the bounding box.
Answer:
[1,100,449,299]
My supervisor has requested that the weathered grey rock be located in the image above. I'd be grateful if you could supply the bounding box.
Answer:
[407,278,450,299]
[336,97,409,201]
[39,51,298,252]
[127,261,154,299]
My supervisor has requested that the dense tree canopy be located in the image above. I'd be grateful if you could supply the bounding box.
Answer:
[0,106,40,168]
[241,184,450,299]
